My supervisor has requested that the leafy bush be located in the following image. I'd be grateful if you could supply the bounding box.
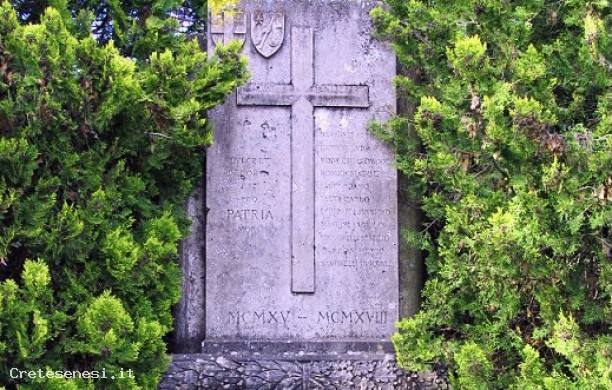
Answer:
[373,1,612,388]
[0,1,247,388]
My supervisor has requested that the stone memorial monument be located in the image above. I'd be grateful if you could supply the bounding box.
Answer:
[162,0,444,388]
[207,1,398,341]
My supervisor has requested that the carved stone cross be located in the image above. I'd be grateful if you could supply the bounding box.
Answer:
[237,26,369,293]
[210,10,247,47]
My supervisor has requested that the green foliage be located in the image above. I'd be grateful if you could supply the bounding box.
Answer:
[0,1,247,388]
[11,0,209,61]
[374,0,612,388]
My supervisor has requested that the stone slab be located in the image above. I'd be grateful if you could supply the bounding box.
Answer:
[172,189,206,353]
[206,0,397,340]
[159,350,450,390]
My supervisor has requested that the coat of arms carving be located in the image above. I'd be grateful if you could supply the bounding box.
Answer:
[251,12,285,58]
[210,9,247,47]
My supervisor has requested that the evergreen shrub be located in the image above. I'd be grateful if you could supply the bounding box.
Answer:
[0,1,247,388]
[373,1,612,388]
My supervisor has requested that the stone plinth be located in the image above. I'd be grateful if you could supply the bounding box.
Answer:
[160,343,450,390]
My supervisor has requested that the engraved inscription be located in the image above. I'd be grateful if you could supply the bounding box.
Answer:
[317,311,388,325]
[319,208,392,217]
[320,157,391,165]
[319,220,385,229]
[230,196,259,206]
[230,157,273,165]
[317,132,395,275]
[237,26,371,294]
[318,259,393,270]
[238,85,369,107]
[315,144,386,153]
[319,233,391,242]
[227,209,273,220]
[321,182,371,191]
[237,225,277,235]
[227,208,276,236]
[228,310,291,325]
[321,195,371,203]
[320,170,383,177]
[227,310,389,326]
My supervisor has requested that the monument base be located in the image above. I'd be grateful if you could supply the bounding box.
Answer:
[160,342,449,389]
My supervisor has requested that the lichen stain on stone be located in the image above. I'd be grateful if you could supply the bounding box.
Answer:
[209,0,240,15]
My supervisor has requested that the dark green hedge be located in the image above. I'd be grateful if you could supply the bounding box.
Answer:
[0,1,247,388]
[373,1,612,388]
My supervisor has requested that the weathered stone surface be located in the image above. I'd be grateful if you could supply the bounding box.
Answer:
[159,348,450,390]
[206,0,398,340]
[173,188,207,353]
